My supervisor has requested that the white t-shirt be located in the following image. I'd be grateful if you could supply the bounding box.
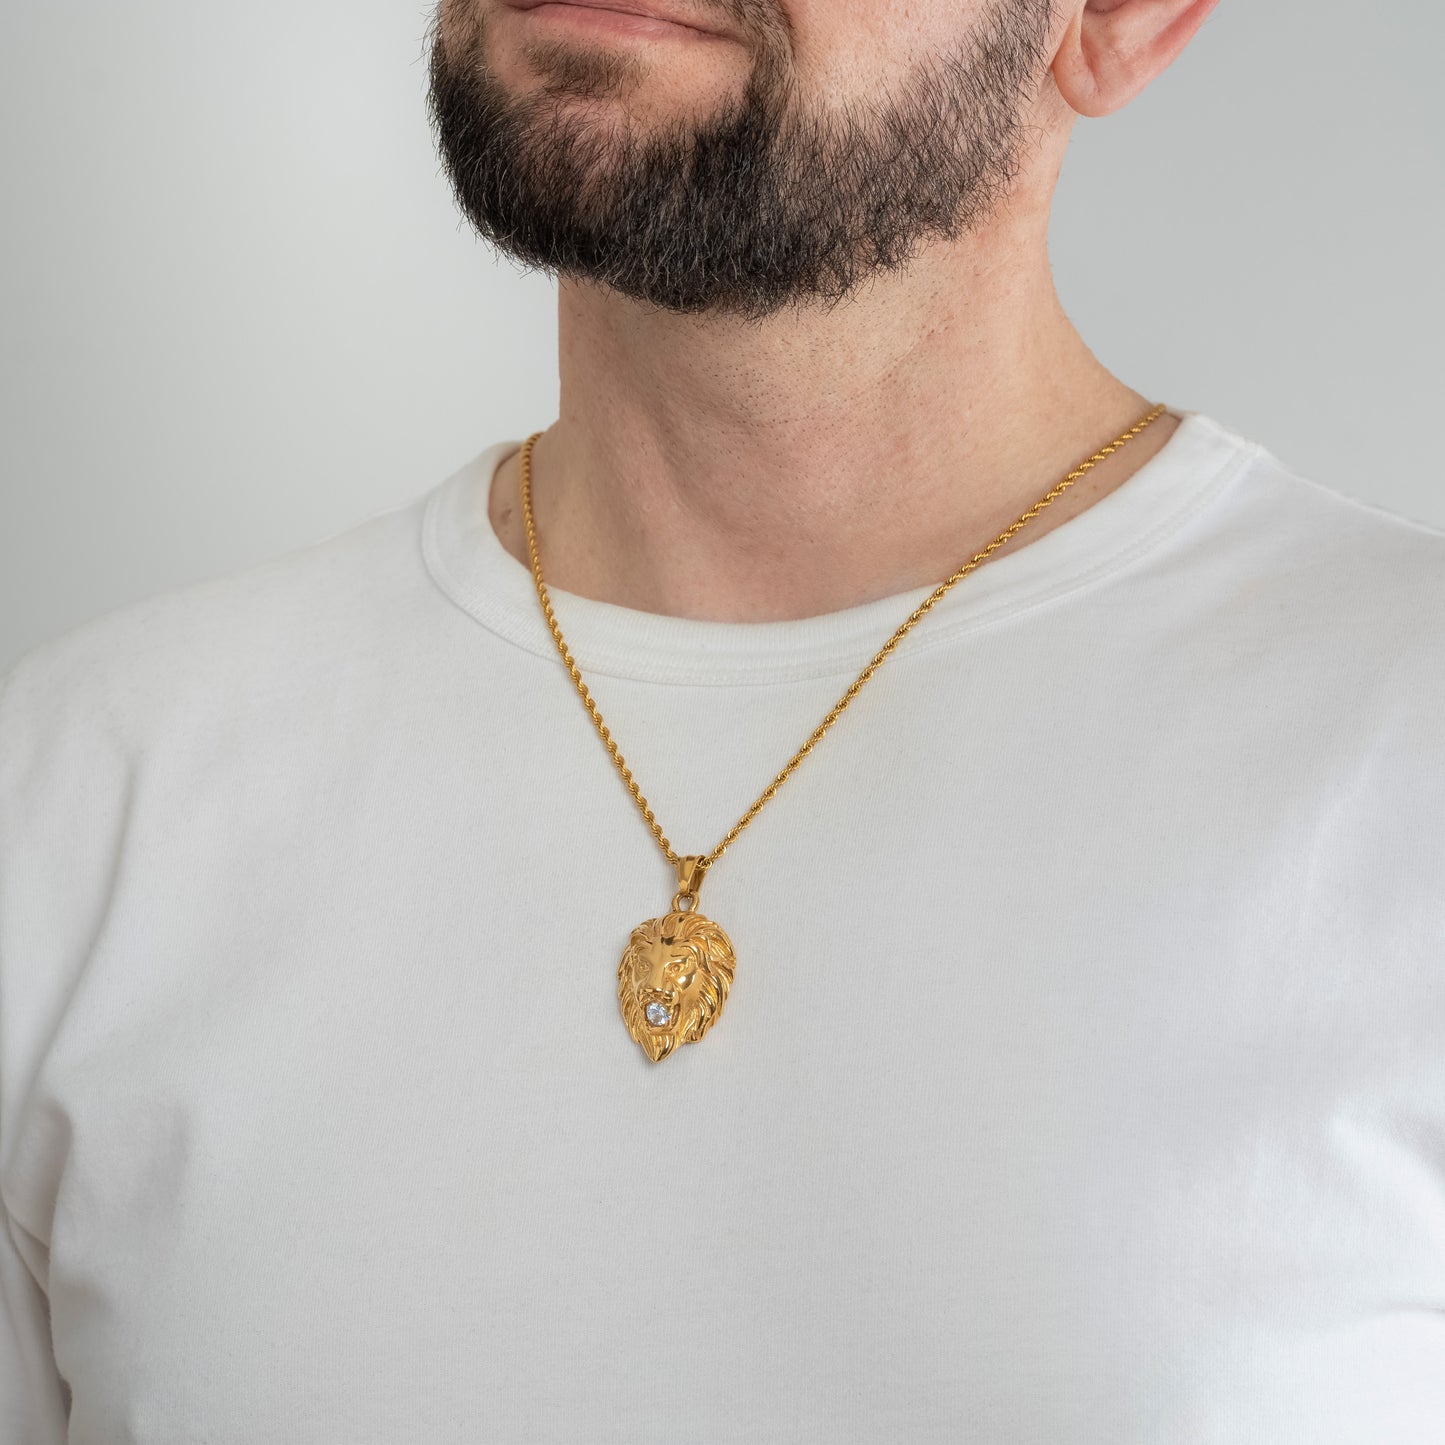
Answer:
[2,411,1443,1443]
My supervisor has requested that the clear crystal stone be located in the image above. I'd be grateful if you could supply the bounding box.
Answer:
[645,1001,671,1027]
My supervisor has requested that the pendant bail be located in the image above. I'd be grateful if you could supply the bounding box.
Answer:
[672,854,707,912]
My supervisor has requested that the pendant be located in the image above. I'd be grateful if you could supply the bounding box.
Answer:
[618,855,736,1063]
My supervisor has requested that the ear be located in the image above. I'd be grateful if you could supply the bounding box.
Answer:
[1051,0,1221,119]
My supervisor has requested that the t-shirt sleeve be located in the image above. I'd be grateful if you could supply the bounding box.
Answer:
[0,640,114,1443]
[0,1204,68,1441]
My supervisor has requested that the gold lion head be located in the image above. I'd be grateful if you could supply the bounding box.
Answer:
[618,909,736,1063]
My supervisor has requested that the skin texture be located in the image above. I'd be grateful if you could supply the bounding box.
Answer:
[429,0,1220,622]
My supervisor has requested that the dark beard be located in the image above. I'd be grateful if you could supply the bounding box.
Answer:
[426,0,1056,322]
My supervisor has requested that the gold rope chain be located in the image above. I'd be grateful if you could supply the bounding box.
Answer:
[519,403,1167,892]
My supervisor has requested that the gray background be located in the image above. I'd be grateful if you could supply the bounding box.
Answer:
[2,1,1441,671]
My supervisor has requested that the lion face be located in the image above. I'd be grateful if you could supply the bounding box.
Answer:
[618,909,736,1063]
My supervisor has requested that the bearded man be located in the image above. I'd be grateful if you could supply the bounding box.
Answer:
[2,0,1443,1440]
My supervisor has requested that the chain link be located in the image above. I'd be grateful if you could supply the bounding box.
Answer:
[520,403,1167,883]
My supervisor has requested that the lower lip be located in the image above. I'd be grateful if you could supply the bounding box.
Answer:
[512,2,726,42]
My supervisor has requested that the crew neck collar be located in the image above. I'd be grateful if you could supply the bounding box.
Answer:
[421,410,1259,686]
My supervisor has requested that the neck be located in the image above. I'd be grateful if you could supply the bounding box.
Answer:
[489,204,1178,623]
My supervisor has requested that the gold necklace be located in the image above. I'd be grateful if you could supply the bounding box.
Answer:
[519,404,1167,1063]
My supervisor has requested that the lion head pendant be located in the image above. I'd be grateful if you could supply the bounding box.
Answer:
[618,908,736,1063]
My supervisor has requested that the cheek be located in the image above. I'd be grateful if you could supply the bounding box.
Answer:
[437,0,477,55]
[790,0,963,93]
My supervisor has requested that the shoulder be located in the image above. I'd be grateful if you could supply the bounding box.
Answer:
[1172,416,1445,782]
[1183,415,1445,669]
[1240,434,1443,584]
[0,487,434,770]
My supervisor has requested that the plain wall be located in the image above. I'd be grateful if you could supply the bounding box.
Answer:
[2,1,1442,671]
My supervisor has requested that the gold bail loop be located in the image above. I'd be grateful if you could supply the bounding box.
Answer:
[672,854,707,912]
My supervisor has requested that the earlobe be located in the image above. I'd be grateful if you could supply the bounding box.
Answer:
[1052,0,1221,120]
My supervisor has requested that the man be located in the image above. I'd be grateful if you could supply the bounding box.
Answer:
[2,0,1442,1439]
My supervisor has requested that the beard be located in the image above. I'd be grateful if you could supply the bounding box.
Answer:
[426,0,1056,322]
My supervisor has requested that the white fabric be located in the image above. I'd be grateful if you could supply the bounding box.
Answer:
[2,410,1443,1443]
